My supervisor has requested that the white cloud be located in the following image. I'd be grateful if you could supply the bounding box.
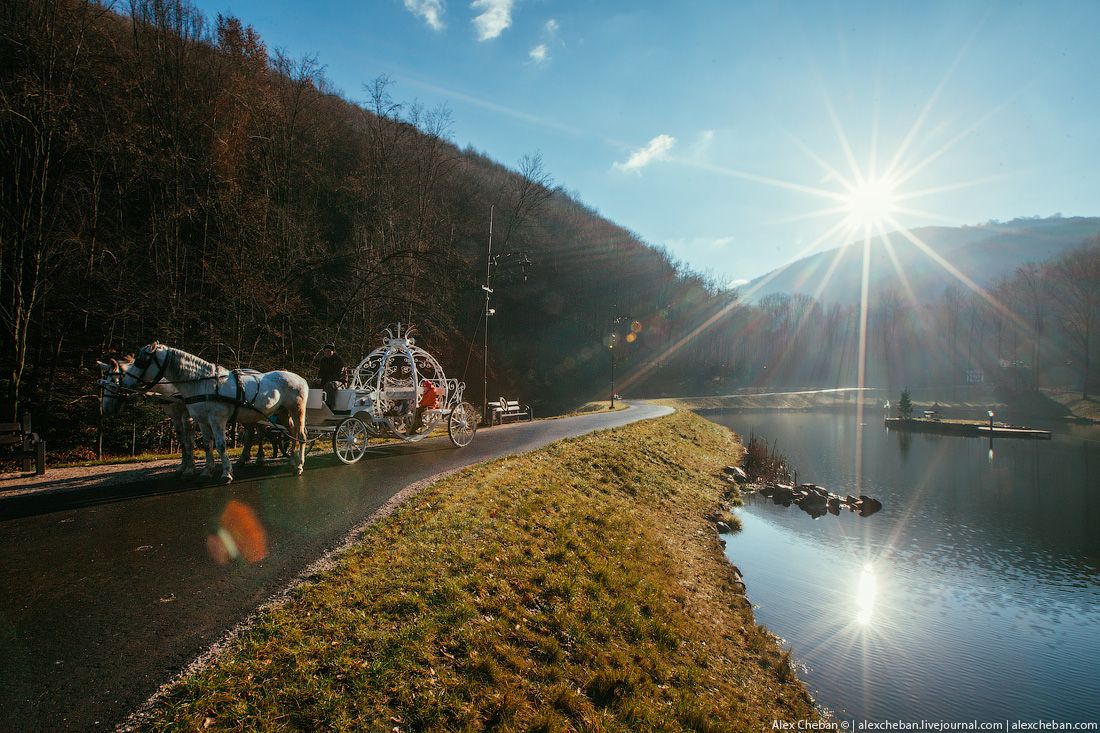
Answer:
[545,18,559,34]
[728,278,750,288]
[404,0,446,31]
[471,0,514,41]
[529,43,549,64]
[613,134,677,174]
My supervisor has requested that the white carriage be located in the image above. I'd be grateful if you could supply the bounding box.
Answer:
[304,324,478,464]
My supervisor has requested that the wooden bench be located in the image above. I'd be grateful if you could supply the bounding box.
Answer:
[1,413,46,475]
[488,398,532,425]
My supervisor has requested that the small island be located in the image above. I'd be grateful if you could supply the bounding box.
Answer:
[885,390,1051,439]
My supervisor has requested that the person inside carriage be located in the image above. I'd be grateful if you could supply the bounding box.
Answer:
[317,343,346,409]
[413,378,441,430]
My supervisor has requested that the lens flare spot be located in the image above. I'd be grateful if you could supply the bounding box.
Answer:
[630,320,643,333]
[625,332,637,343]
[206,500,268,565]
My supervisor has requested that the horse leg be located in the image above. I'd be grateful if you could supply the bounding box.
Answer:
[255,425,267,466]
[210,417,232,483]
[287,407,306,475]
[177,415,195,476]
[236,424,255,466]
[295,402,308,474]
[195,420,217,477]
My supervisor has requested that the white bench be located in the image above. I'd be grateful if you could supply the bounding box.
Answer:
[488,398,532,425]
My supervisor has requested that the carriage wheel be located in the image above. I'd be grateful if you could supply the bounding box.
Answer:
[333,417,369,464]
[448,402,478,447]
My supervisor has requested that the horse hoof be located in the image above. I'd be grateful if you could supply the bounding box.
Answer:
[222,475,233,484]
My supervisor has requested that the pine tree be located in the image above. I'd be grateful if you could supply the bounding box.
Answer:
[898,389,913,419]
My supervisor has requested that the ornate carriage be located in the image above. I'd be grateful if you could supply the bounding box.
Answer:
[304,324,478,463]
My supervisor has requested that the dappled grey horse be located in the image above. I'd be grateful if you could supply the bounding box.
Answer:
[100,357,196,476]
[106,343,309,482]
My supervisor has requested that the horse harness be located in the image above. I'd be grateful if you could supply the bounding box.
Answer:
[106,351,266,423]
[182,368,266,424]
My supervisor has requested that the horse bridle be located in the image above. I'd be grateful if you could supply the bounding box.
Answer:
[99,349,170,402]
[100,347,227,403]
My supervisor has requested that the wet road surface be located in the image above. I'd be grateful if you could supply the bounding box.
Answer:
[0,403,670,732]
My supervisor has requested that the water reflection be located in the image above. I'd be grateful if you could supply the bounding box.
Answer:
[855,563,876,626]
[710,411,1100,722]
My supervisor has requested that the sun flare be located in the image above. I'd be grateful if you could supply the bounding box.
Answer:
[844,178,898,229]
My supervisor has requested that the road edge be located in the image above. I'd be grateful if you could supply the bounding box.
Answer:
[117,466,463,732]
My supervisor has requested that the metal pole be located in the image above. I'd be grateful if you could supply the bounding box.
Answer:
[483,206,493,424]
[610,340,616,409]
[97,388,104,460]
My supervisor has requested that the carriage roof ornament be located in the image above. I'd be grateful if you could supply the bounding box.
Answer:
[383,322,416,347]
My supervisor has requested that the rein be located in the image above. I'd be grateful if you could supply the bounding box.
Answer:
[100,349,225,403]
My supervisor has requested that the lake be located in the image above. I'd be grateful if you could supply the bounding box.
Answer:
[706,410,1100,723]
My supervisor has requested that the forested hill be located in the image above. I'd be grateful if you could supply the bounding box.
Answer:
[1,0,734,452]
[744,217,1100,305]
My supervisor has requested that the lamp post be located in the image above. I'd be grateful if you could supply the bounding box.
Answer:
[609,333,618,409]
[481,205,531,424]
[607,315,633,409]
[988,410,996,462]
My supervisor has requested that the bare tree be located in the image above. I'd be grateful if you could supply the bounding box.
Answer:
[1049,238,1100,399]
[1015,262,1049,390]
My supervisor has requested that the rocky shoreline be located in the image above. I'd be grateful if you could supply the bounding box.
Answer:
[720,465,882,520]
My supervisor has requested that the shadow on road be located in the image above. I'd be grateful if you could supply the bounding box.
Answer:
[0,440,459,521]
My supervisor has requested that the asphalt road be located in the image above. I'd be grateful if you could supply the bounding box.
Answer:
[0,402,671,732]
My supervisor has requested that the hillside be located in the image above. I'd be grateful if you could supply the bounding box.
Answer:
[0,0,733,453]
[743,217,1100,305]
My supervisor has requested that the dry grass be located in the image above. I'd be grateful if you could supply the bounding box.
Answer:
[141,411,815,732]
[1042,388,1100,421]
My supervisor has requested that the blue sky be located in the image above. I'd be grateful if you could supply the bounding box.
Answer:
[189,0,1100,284]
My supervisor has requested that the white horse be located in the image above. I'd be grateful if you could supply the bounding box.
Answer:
[100,357,196,476]
[107,343,309,482]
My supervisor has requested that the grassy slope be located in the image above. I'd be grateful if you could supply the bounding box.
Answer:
[1041,388,1100,421]
[143,411,815,732]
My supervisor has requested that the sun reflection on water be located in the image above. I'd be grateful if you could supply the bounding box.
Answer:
[856,562,877,625]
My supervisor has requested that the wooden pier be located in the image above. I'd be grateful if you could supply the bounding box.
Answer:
[884,417,1052,440]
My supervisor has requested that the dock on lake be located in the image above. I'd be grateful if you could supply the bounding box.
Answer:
[884,417,1052,440]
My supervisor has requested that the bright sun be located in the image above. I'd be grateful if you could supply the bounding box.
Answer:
[844,177,898,229]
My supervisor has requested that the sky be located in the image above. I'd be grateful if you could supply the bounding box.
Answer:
[188,0,1100,285]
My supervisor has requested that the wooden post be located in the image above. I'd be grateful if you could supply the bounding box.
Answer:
[21,413,31,472]
[131,423,136,457]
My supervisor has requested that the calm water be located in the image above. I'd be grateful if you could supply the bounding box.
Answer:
[707,411,1100,723]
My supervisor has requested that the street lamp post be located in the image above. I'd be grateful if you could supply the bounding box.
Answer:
[609,334,617,409]
[607,315,632,410]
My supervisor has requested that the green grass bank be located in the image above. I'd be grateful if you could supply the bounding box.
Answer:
[140,411,816,731]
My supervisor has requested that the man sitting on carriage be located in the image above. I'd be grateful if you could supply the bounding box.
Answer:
[317,343,345,408]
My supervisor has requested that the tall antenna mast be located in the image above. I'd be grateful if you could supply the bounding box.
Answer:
[483,205,494,423]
